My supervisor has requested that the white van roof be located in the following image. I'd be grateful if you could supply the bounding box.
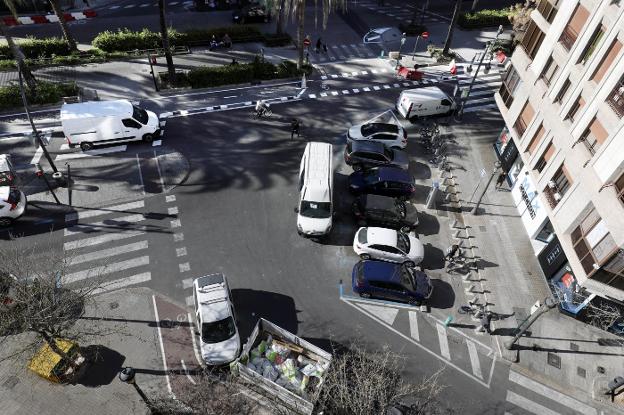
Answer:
[60,100,133,120]
[303,142,332,203]
[401,86,449,100]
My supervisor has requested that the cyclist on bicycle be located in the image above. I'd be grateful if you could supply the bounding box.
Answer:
[255,100,270,117]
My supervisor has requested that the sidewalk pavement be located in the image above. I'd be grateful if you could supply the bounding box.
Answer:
[439,112,624,413]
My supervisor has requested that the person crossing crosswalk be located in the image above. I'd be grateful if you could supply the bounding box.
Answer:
[308,43,378,63]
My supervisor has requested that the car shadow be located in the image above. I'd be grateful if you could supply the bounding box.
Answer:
[427,279,455,309]
[415,210,440,236]
[420,242,445,270]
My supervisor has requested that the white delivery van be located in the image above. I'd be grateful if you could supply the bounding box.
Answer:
[396,86,456,122]
[60,100,163,151]
[296,142,333,237]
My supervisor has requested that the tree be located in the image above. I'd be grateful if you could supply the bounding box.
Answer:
[47,0,78,52]
[0,1,37,92]
[275,0,286,35]
[158,0,176,85]
[442,0,461,56]
[508,0,537,45]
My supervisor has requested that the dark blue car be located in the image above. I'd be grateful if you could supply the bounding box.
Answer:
[352,260,433,305]
[348,166,416,200]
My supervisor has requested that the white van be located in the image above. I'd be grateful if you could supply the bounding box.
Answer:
[61,100,163,151]
[296,142,333,237]
[396,86,456,122]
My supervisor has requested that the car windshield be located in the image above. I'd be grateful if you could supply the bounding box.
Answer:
[361,123,397,136]
[400,266,416,291]
[300,201,331,218]
[397,232,409,253]
[201,317,236,344]
[358,228,368,244]
[132,105,149,125]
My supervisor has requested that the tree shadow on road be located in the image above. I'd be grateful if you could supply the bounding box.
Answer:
[77,345,125,387]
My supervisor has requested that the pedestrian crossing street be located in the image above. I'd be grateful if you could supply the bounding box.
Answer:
[62,200,155,294]
[307,43,378,63]
[107,0,192,9]
[351,0,451,24]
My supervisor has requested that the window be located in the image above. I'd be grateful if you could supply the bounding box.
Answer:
[571,207,619,277]
[578,26,605,64]
[615,172,624,205]
[543,164,572,208]
[565,96,585,121]
[122,118,141,129]
[540,56,559,86]
[521,21,546,59]
[526,124,545,154]
[514,101,535,138]
[577,117,609,156]
[499,65,522,108]
[537,0,558,23]
[559,3,590,50]
[555,78,572,103]
[535,142,555,173]
[536,221,555,243]
[593,39,624,83]
[606,73,624,117]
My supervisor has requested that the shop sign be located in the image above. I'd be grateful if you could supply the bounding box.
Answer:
[538,236,567,278]
[519,174,539,219]
[499,139,518,173]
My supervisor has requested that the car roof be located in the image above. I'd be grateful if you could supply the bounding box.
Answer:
[362,123,399,134]
[194,274,231,323]
[351,140,385,153]
[361,260,401,283]
[302,142,332,202]
[60,100,133,120]
[401,86,449,101]
[377,167,411,182]
[362,194,396,209]
[366,227,397,246]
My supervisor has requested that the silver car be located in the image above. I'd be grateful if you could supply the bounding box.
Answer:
[347,122,407,149]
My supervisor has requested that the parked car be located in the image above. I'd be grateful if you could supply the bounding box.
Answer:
[348,166,416,200]
[353,194,419,232]
[344,141,409,171]
[192,273,240,365]
[232,5,271,23]
[347,122,407,149]
[353,227,424,266]
[352,260,433,305]
[0,187,26,227]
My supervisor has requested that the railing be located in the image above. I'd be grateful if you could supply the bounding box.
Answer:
[607,84,624,118]
[559,26,578,51]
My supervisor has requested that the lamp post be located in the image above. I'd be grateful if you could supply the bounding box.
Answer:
[456,25,504,120]
[395,32,407,69]
[504,297,558,350]
[471,160,501,215]
[119,367,154,411]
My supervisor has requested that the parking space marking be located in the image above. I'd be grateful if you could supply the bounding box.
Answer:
[359,303,398,325]
[467,341,483,380]
[152,295,174,395]
[408,311,419,341]
[436,323,451,360]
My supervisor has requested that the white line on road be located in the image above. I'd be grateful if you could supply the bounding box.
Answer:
[64,228,146,250]
[65,256,150,284]
[69,241,148,266]
[31,146,43,165]
[65,200,145,222]
[168,206,178,215]
[136,154,146,196]
[408,311,419,341]
[166,195,176,203]
[55,145,127,161]
[436,323,451,360]
[152,295,174,396]
[93,272,151,294]
[153,149,166,192]
[185,295,194,306]
[466,341,483,380]
[180,359,196,384]
[64,213,145,236]
[109,4,120,8]
[506,391,560,415]
[509,371,597,415]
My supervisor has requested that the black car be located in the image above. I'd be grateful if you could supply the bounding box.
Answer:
[232,5,271,23]
[348,167,416,199]
[353,194,419,232]
[344,141,409,171]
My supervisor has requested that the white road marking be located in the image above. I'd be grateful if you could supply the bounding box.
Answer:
[65,200,144,222]
[65,256,150,283]
[169,1,179,4]
[509,371,597,415]
[176,247,187,257]
[182,278,193,289]
[69,241,148,266]
[94,272,151,294]
[166,195,176,203]
[363,87,371,92]
[31,146,43,165]
[373,86,381,90]
[436,323,451,360]
[342,90,350,94]
[170,219,181,228]
[64,213,145,236]
[358,303,398,325]
[506,391,560,415]
[123,4,135,7]
[408,311,419,341]
[383,85,391,89]
[352,88,360,93]
[308,94,317,99]
[392,83,400,88]
[185,295,194,306]
[152,295,174,396]
[109,4,120,8]
[180,359,196,384]
[331,91,339,96]
[464,103,499,113]
[55,145,127,161]
[320,92,328,97]
[173,232,184,242]
[139,3,150,6]
[152,140,162,146]
[466,341,483,379]
[135,154,146,195]
[153,149,166,192]
[179,262,190,272]
[64,228,146,250]
[168,206,178,215]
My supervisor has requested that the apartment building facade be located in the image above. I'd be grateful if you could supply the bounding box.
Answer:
[493,0,624,324]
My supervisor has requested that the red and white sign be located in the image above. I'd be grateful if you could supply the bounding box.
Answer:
[448,58,457,75]
[2,9,96,26]
[421,32,429,39]
[496,50,507,64]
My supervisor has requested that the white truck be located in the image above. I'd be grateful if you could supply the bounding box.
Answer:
[60,100,164,151]
[396,86,456,122]
[232,319,332,414]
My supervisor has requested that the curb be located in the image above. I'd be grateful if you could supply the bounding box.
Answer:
[2,9,96,26]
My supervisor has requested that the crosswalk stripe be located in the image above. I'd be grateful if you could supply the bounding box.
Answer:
[123,4,135,7]
[65,200,145,222]
[64,228,146,250]
[408,311,419,341]
[185,295,194,306]
[69,241,148,266]
[55,145,128,161]
[64,213,145,236]
[466,341,483,379]
[139,3,150,6]
[436,323,451,360]
[465,89,496,98]
[109,4,120,8]
[65,255,150,284]
[465,96,496,105]
[509,371,597,415]
[464,103,499,113]
[93,272,152,294]
[182,278,194,289]
[506,391,560,415]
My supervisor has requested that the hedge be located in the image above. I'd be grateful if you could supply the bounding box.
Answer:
[263,33,293,47]
[458,9,513,28]
[0,37,72,59]
[0,81,79,111]
[92,26,264,52]
[398,23,428,37]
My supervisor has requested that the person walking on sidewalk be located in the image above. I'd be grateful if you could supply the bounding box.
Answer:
[495,170,508,190]
[222,33,232,48]
[315,37,322,53]
[291,119,300,139]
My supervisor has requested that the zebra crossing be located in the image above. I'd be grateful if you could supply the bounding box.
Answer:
[352,0,451,24]
[62,200,153,294]
[456,63,505,114]
[108,0,191,9]
[306,43,378,63]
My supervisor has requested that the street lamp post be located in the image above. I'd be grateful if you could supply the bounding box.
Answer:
[119,367,154,411]
[471,160,500,215]
[395,33,407,70]
[504,297,558,350]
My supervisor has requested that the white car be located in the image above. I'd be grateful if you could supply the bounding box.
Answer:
[347,122,407,149]
[0,187,26,227]
[192,273,240,366]
[353,227,424,266]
